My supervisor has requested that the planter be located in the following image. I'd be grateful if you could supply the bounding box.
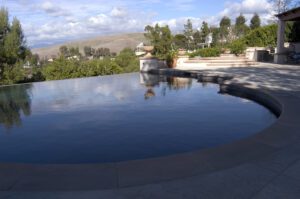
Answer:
[167,58,177,68]
[143,46,154,58]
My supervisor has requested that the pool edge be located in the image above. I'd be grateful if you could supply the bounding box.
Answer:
[1,69,299,192]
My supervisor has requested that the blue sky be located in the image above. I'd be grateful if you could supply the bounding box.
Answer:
[1,0,274,48]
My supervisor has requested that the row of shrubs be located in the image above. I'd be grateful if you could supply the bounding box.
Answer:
[189,48,222,58]
[1,48,139,85]
[188,24,277,58]
[33,56,139,81]
[188,42,245,58]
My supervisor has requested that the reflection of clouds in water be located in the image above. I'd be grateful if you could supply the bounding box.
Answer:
[241,99,250,103]
[31,74,142,114]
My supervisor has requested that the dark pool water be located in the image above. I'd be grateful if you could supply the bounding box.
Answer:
[0,73,276,164]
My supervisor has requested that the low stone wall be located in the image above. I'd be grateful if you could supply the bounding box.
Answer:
[140,58,167,72]
[246,47,266,61]
[149,68,282,117]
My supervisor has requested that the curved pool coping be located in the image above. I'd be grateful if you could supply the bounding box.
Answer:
[0,70,299,192]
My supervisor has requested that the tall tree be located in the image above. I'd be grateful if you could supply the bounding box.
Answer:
[200,21,210,43]
[0,8,27,84]
[173,34,188,49]
[193,31,202,48]
[183,19,194,50]
[235,14,248,38]
[0,7,9,64]
[144,24,173,58]
[219,16,231,43]
[210,26,220,46]
[250,13,261,29]
[269,0,293,13]
[4,17,27,64]
[0,7,9,41]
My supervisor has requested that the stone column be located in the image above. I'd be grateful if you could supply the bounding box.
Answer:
[275,20,286,64]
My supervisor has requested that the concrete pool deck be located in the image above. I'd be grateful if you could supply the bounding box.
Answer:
[0,63,299,198]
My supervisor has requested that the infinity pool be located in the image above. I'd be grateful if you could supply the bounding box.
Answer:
[0,73,276,164]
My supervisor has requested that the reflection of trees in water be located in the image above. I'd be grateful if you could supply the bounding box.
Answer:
[141,75,194,99]
[167,77,192,90]
[161,77,193,96]
[0,85,32,129]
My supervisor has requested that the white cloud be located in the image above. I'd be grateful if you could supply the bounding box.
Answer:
[154,0,275,33]
[5,0,277,47]
[24,6,151,47]
[110,7,127,18]
[39,1,71,17]
[220,0,275,22]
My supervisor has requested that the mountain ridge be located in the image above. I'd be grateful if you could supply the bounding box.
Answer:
[32,33,146,59]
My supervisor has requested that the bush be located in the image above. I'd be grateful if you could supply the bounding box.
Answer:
[229,39,246,55]
[243,24,277,47]
[189,47,221,58]
[42,57,123,81]
[80,59,123,76]
[0,63,25,85]
[115,48,139,72]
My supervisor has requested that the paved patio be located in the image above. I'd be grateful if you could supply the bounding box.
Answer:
[0,63,299,199]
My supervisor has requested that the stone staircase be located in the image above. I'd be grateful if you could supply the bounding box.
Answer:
[185,54,257,67]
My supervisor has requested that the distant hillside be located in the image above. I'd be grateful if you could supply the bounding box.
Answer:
[32,33,146,59]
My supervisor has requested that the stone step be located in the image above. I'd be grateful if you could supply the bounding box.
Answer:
[220,54,245,57]
[206,62,258,67]
[189,57,249,61]
[186,60,253,64]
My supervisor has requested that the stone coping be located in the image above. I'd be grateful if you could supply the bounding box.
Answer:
[1,69,299,192]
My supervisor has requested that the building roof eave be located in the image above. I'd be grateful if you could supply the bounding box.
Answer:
[276,7,300,21]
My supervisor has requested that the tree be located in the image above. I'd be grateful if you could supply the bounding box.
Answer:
[219,16,231,43]
[269,0,294,13]
[235,14,249,38]
[243,24,278,47]
[4,17,27,64]
[287,21,300,42]
[183,19,194,50]
[94,48,111,58]
[0,7,8,73]
[31,54,40,66]
[115,48,139,72]
[84,46,93,57]
[220,16,231,28]
[59,46,69,57]
[210,26,220,46]
[25,51,40,66]
[69,47,81,57]
[144,24,173,58]
[102,48,111,57]
[250,13,261,29]
[0,8,27,84]
[0,7,9,45]
[200,21,210,43]
[173,34,187,49]
[193,31,202,47]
